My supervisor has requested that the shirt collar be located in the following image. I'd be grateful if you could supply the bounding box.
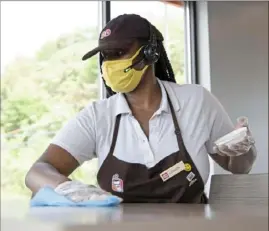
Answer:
[113,78,180,117]
[114,93,132,116]
[155,78,180,115]
[154,78,169,114]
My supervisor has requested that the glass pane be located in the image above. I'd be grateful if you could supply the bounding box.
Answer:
[111,1,185,84]
[1,1,100,201]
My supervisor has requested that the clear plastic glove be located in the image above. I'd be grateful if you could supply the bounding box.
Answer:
[213,116,255,157]
[54,181,121,203]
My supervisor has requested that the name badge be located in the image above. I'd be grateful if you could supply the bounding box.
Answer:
[160,161,185,182]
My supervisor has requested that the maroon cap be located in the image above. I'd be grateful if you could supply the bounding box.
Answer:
[82,14,163,61]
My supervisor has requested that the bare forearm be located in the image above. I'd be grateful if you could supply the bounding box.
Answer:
[25,162,71,195]
[228,146,257,174]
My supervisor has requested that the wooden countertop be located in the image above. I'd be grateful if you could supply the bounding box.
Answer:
[1,200,268,231]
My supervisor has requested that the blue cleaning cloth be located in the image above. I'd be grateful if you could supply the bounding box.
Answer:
[30,187,122,207]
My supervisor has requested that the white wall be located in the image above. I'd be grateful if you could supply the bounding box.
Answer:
[196,1,268,175]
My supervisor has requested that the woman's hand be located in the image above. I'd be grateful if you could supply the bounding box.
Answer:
[213,117,255,157]
[54,181,121,203]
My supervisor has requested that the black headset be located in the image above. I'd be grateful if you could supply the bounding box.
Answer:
[143,22,160,64]
[124,22,160,73]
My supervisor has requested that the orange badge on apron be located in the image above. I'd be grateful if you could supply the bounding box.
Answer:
[112,174,124,192]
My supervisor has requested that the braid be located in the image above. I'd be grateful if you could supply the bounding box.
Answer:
[154,41,176,83]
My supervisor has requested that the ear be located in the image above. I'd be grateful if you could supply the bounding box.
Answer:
[144,44,160,64]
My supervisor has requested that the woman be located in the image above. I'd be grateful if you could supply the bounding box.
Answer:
[25,14,256,203]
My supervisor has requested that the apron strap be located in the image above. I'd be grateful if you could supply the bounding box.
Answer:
[108,114,121,155]
[108,88,187,160]
[165,88,207,201]
[165,89,188,160]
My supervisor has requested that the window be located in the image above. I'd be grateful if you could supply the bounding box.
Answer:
[1,1,101,201]
[111,1,186,84]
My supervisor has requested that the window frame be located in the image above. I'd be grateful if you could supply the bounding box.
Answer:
[184,1,198,84]
[99,1,111,99]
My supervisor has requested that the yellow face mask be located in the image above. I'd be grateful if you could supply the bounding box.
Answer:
[101,47,148,93]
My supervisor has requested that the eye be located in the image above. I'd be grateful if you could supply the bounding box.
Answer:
[116,50,124,56]
[101,49,126,60]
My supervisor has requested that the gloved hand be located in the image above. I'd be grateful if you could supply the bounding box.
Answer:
[213,116,255,157]
[54,180,122,203]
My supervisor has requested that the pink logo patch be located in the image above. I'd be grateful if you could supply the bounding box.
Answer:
[112,174,124,192]
[161,172,169,181]
[101,29,111,39]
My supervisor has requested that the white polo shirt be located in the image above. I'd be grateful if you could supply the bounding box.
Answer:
[52,79,234,184]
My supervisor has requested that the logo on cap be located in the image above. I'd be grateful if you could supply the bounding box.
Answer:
[100,29,111,39]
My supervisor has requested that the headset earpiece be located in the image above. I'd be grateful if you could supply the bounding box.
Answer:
[143,23,160,65]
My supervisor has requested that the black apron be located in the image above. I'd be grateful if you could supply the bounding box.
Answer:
[97,90,208,203]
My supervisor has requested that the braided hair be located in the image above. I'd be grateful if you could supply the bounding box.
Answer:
[99,26,176,98]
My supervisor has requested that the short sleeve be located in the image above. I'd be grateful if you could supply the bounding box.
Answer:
[51,104,96,165]
[202,88,234,154]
